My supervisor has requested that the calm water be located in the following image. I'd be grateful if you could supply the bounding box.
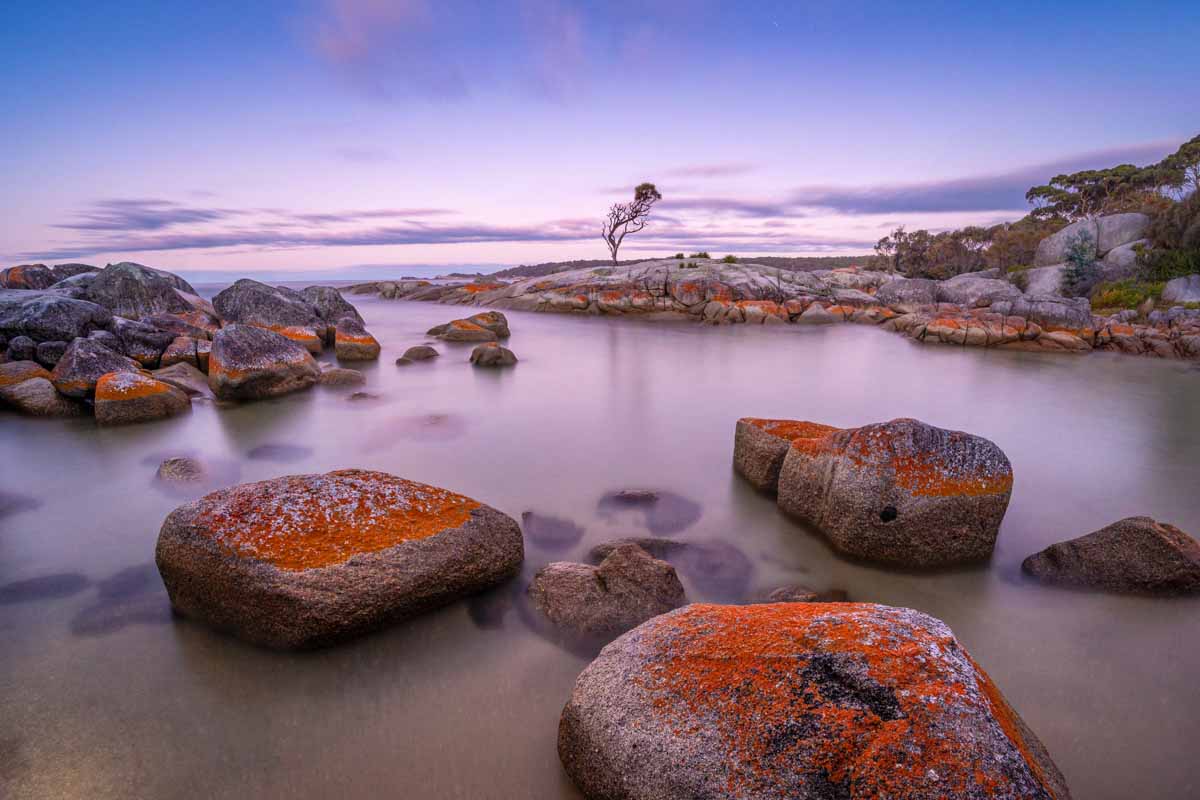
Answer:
[3,293,1199,799]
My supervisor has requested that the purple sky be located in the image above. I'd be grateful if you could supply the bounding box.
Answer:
[2,1,1197,273]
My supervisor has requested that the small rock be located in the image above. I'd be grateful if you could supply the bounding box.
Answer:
[318,366,366,386]
[7,335,35,362]
[334,318,381,361]
[34,340,68,368]
[469,342,518,367]
[597,489,701,536]
[763,585,850,603]
[156,457,207,482]
[396,345,438,364]
[1022,516,1200,595]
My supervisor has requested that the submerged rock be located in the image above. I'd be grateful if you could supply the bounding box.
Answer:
[588,537,753,602]
[50,338,141,398]
[397,345,438,364]
[469,342,517,367]
[529,544,685,641]
[733,417,841,493]
[596,489,702,536]
[0,376,84,417]
[776,418,1013,567]
[207,324,320,401]
[1022,516,1200,595]
[762,584,850,603]
[155,469,524,648]
[521,511,585,551]
[558,603,1071,800]
[318,365,366,386]
[94,371,190,426]
[156,456,207,482]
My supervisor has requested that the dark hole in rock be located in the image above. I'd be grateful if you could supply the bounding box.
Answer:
[521,511,585,551]
[880,505,898,523]
[596,489,702,536]
[0,573,90,605]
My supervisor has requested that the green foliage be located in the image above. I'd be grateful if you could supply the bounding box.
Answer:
[673,252,685,259]
[689,251,711,259]
[681,261,699,269]
[1061,232,1099,297]
[1140,247,1200,283]
[1010,270,1030,293]
[721,254,738,263]
[1090,279,1164,311]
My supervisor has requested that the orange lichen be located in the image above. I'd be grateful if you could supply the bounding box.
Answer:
[94,372,169,401]
[0,361,51,388]
[462,282,503,294]
[450,320,485,331]
[744,418,840,443]
[336,331,378,346]
[195,469,480,571]
[639,604,1056,798]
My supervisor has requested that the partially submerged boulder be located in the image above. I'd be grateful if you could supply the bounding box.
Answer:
[776,418,1013,567]
[155,469,524,648]
[529,544,685,641]
[0,376,83,417]
[469,342,517,367]
[733,417,841,493]
[152,362,213,398]
[428,319,498,342]
[334,318,381,361]
[559,603,1070,800]
[84,262,196,319]
[396,345,438,365]
[50,338,141,398]
[212,279,327,353]
[301,285,364,329]
[318,365,366,386]
[1022,516,1200,595]
[94,371,190,426]
[207,323,320,401]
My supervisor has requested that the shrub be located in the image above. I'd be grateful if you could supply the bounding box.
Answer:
[673,253,685,259]
[689,252,711,259]
[1061,232,1099,297]
[721,255,738,264]
[1010,270,1030,292]
[1140,247,1200,283]
[1090,280,1164,310]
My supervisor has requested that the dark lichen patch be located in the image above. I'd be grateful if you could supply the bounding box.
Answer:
[0,573,90,605]
[800,653,902,722]
[596,489,701,535]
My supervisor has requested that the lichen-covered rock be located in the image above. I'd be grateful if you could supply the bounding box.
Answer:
[7,335,35,361]
[318,365,366,386]
[396,345,438,365]
[0,290,113,342]
[935,273,1021,307]
[212,279,327,353]
[428,319,499,342]
[50,338,142,398]
[0,360,52,388]
[529,544,685,641]
[155,469,524,648]
[161,336,204,369]
[0,264,57,290]
[0,376,84,417]
[94,371,190,426]
[777,418,1013,567]
[152,362,212,397]
[300,285,364,330]
[34,340,68,368]
[333,318,381,361]
[110,317,176,367]
[469,342,517,367]
[874,277,937,312]
[560,603,1069,800]
[139,313,214,341]
[83,262,196,319]
[207,323,320,401]
[466,311,511,337]
[990,294,1092,333]
[733,417,841,493]
[1022,517,1200,595]
[796,304,837,324]
[49,263,99,282]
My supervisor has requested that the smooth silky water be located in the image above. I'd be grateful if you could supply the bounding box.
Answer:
[2,290,1198,799]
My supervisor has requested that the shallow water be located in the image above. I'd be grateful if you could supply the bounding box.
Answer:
[2,293,1199,799]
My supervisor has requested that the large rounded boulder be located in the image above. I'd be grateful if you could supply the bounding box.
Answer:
[155,469,524,648]
[559,602,1070,800]
[333,318,381,361]
[94,371,190,426]
[0,290,113,343]
[213,279,327,353]
[207,323,320,401]
[50,337,142,398]
[1022,516,1200,595]
[84,262,196,319]
[300,285,364,328]
[776,418,1013,567]
[0,264,57,290]
[733,418,840,493]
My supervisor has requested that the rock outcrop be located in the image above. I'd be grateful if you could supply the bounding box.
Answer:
[1022,517,1200,595]
[775,418,1013,567]
[0,290,113,343]
[559,603,1070,800]
[155,469,524,648]
[94,371,190,426]
[0,264,57,290]
[213,279,327,353]
[83,262,197,319]
[732,417,840,493]
[207,324,320,401]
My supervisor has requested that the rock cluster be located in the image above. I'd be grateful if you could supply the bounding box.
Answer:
[735,417,1013,568]
[559,603,1071,800]
[155,469,524,648]
[1,264,378,423]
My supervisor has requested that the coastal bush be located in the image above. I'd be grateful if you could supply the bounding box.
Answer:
[1090,280,1164,310]
[721,255,738,264]
[1062,232,1099,296]
[673,253,685,259]
[689,252,711,259]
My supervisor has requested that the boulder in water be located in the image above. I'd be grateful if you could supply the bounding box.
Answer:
[469,342,517,367]
[558,602,1071,800]
[207,324,320,401]
[155,469,524,648]
[428,319,498,342]
[733,417,841,493]
[1022,516,1200,595]
[396,345,438,364]
[776,418,1013,567]
[50,338,141,398]
[0,376,83,417]
[212,279,327,353]
[333,318,381,361]
[318,365,366,386]
[94,371,190,426]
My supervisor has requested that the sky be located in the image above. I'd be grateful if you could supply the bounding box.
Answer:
[2,0,1198,276]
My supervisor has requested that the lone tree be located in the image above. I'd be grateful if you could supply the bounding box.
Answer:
[601,182,661,264]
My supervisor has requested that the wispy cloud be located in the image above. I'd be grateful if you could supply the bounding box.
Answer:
[54,199,237,231]
[663,162,757,178]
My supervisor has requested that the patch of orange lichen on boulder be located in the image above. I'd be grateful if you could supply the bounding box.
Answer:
[451,320,483,331]
[463,282,503,294]
[94,371,170,401]
[639,603,1060,799]
[745,418,840,443]
[194,469,480,571]
[0,360,51,388]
